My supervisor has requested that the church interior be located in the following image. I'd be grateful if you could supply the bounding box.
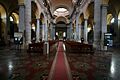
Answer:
[0,0,120,80]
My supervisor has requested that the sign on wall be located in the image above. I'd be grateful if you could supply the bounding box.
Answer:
[104,33,113,47]
[14,32,23,45]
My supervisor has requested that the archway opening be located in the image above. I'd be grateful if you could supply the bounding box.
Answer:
[9,12,19,38]
[40,13,45,41]
[118,12,120,29]
[0,4,7,45]
[107,14,114,33]
[55,21,67,40]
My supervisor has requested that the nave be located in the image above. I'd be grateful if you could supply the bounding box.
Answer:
[0,40,120,80]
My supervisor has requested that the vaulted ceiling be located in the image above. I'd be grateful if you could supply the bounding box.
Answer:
[1,0,120,20]
[49,0,74,16]
[45,0,82,18]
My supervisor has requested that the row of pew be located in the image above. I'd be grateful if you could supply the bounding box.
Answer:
[64,41,94,54]
[27,40,57,53]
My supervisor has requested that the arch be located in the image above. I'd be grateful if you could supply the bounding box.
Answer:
[10,12,19,24]
[79,13,84,26]
[0,4,7,41]
[53,5,70,14]
[118,11,120,29]
[35,0,42,18]
[0,4,7,24]
[118,11,120,20]
[57,21,66,24]
[40,13,45,24]
[107,0,116,17]
[107,14,113,25]
[9,12,19,38]
[86,2,94,19]
[55,16,67,24]
[107,13,115,34]
[86,2,94,29]
[31,1,38,19]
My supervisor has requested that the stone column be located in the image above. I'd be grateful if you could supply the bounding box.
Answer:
[101,4,108,50]
[36,19,40,42]
[25,0,31,44]
[81,25,84,38]
[44,23,48,41]
[51,23,55,40]
[94,0,101,50]
[70,24,72,40]
[78,24,81,41]
[43,15,49,55]
[118,19,120,44]
[74,24,76,40]
[18,4,25,48]
[49,23,52,40]
[76,15,79,41]
[113,17,119,46]
[19,4,25,32]
[3,16,8,44]
[66,24,70,39]
[42,24,45,41]
[84,19,88,43]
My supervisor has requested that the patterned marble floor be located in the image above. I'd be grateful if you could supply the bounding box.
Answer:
[0,45,120,80]
[0,46,57,80]
[66,48,120,80]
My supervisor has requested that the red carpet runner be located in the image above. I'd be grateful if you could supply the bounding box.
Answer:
[48,41,69,80]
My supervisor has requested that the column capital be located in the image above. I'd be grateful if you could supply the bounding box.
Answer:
[18,3,25,7]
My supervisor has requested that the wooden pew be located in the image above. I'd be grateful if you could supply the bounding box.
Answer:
[27,42,44,53]
[64,41,94,54]
[27,40,57,53]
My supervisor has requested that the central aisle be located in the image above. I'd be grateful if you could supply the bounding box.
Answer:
[48,41,72,80]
